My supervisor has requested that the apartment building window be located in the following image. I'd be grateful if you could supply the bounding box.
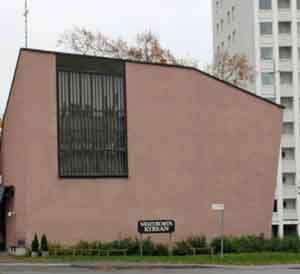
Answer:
[232,30,236,42]
[228,35,231,46]
[298,48,300,59]
[261,47,273,60]
[267,97,276,102]
[260,22,273,35]
[282,173,296,186]
[280,72,293,85]
[283,199,296,210]
[227,11,231,24]
[298,0,300,9]
[284,225,298,236]
[261,72,274,85]
[279,46,292,60]
[278,0,291,9]
[281,97,293,109]
[273,200,278,212]
[297,22,300,34]
[217,23,220,33]
[281,148,295,160]
[232,6,235,21]
[57,56,128,178]
[282,122,294,135]
[279,22,292,34]
[259,0,272,9]
[221,19,224,31]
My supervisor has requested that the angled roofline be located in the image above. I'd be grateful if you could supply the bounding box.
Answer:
[2,50,22,129]
[3,48,283,126]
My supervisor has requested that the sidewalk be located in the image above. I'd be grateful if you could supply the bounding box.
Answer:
[1,261,300,271]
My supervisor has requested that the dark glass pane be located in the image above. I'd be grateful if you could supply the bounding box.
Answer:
[57,69,128,178]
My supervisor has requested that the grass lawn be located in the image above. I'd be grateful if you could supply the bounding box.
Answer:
[14,253,300,265]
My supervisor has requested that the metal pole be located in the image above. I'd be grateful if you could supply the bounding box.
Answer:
[168,233,173,256]
[139,233,143,257]
[220,210,224,258]
[24,0,29,48]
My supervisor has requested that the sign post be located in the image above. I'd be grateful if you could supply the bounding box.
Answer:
[211,204,225,259]
[139,233,143,257]
[138,220,175,257]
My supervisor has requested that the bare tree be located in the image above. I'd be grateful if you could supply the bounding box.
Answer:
[210,51,255,87]
[58,27,197,66]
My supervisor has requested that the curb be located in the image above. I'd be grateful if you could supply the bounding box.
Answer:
[0,263,71,267]
[71,264,221,270]
[70,263,300,271]
[2,262,300,270]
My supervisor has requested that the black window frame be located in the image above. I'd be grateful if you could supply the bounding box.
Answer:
[56,54,128,179]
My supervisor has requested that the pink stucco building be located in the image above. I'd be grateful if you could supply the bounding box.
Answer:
[0,49,283,250]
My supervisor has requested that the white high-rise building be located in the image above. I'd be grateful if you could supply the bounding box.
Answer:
[212,0,300,237]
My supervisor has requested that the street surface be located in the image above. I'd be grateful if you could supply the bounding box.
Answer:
[1,266,300,274]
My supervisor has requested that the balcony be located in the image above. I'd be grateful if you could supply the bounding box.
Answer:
[272,212,279,223]
[279,59,293,71]
[283,109,294,122]
[280,85,293,96]
[278,34,292,45]
[281,135,295,147]
[258,11,273,21]
[260,60,274,71]
[260,34,274,44]
[283,185,297,198]
[282,159,296,173]
[283,209,297,220]
[278,10,292,21]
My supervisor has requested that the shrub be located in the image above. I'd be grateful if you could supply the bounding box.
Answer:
[31,233,39,252]
[210,236,237,253]
[153,243,169,256]
[173,240,192,256]
[141,237,155,255]
[40,234,49,252]
[186,235,207,248]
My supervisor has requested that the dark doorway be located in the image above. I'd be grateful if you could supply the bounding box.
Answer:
[272,225,279,238]
[0,186,14,251]
[284,224,298,237]
[0,196,6,251]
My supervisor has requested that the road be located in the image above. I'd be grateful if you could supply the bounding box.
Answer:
[1,266,300,274]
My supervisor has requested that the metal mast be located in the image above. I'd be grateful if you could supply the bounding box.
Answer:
[24,0,29,48]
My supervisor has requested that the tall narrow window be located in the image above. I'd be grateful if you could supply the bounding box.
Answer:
[260,22,273,35]
[259,0,272,10]
[261,72,274,85]
[57,55,128,178]
[278,22,291,34]
[278,0,290,9]
[261,47,273,60]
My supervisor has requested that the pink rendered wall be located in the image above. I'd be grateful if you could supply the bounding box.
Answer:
[2,52,28,246]
[3,50,282,247]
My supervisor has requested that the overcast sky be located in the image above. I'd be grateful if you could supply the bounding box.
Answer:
[0,0,212,115]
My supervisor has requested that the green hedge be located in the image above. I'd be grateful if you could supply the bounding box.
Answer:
[49,235,300,256]
[211,236,300,253]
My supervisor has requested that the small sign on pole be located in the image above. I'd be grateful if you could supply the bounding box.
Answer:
[211,203,225,259]
[211,203,225,211]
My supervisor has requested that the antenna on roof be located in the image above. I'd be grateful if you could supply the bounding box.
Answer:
[24,0,29,48]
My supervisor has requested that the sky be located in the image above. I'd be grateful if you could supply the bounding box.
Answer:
[0,0,213,115]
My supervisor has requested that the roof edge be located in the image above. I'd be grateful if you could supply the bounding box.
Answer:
[16,48,284,110]
[2,50,23,129]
